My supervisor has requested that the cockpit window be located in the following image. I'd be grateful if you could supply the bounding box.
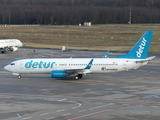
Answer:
[10,63,15,65]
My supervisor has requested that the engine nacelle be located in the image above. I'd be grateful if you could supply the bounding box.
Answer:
[9,47,18,52]
[51,70,67,78]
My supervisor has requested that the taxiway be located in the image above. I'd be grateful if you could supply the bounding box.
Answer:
[0,48,160,120]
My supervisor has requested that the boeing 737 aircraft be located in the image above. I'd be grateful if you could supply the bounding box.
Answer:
[0,39,23,53]
[4,31,155,80]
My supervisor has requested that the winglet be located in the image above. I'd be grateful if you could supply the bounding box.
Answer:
[85,59,94,69]
[103,51,109,58]
[116,31,153,59]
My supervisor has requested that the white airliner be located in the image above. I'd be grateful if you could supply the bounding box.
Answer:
[0,39,23,53]
[4,31,155,80]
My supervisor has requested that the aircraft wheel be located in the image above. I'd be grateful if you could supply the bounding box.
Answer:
[18,75,21,79]
[1,51,5,54]
[74,75,79,80]
[78,74,83,79]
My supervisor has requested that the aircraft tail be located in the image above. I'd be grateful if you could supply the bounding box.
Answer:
[116,31,153,59]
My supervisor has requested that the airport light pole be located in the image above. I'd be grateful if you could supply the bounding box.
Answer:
[129,7,132,24]
[8,11,11,24]
[66,26,69,51]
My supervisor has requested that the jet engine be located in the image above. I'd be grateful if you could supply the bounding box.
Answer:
[9,47,18,52]
[51,70,67,78]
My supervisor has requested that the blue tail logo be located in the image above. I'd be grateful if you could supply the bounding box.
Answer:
[136,37,147,58]
[116,31,153,59]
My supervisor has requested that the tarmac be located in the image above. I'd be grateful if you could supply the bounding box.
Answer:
[0,48,160,120]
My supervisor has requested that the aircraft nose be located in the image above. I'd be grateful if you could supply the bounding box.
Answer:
[4,65,10,71]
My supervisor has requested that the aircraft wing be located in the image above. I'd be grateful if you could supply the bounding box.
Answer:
[64,68,91,74]
[62,59,94,74]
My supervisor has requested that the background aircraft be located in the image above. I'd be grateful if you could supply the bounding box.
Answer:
[0,39,23,53]
[4,31,155,80]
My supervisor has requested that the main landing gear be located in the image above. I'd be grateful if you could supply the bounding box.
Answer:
[1,50,6,54]
[74,74,83,80]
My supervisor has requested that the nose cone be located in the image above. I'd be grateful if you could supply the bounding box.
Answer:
[20,43,23,47]
[19,42,23,47]
[4,65,10,71]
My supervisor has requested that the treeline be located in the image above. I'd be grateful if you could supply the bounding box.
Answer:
[0,0,160,24]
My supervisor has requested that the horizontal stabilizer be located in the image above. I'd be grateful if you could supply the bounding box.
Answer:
[146,56,156,61]
[135,56,156,63]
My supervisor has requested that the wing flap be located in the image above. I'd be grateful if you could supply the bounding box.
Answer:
[63,68,91,74]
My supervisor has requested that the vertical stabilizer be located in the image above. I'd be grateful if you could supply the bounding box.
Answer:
[116,31,153,59]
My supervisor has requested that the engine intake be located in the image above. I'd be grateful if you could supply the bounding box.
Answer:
[9,47,18,52]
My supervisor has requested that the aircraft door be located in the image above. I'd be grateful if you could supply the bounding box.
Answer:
[123,61,127,70]
[20,61,24,69]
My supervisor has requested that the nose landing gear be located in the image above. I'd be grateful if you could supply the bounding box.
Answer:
[18,75,21,79]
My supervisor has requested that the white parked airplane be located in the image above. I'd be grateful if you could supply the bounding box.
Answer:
[4,31,155,80]
[0,39,23,53]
